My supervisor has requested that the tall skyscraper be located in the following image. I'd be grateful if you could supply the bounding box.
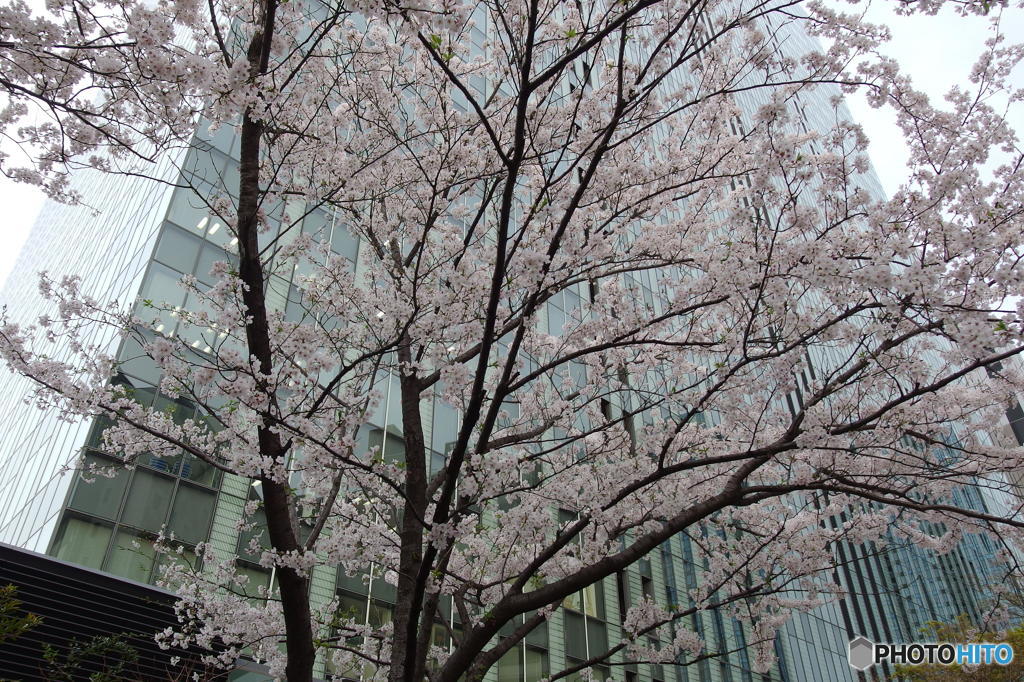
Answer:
[0,4,1016,681]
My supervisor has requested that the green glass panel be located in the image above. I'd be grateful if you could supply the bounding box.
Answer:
[121,468,173,532]
[154,225,202,274]
[564,611,586,659]
[131,383,159,408]
[368,600,393,629]
[284,284,307,324]
[116,335,161,384]
[257,220,280,252]
[237,506,269,561]
[154,392,196,425]
[497,647,521,682]
[525,647,548,682]
[431,623,448,648]
[587,618,609,655]
[180,453,218,487]
[105,529,156,582]
[228,670,275,682]
[181,148,231,187]
[432,398,458,454]
[525,615,548,647]
[337,566,369,596]
[291,253,316,286]
[429,450,445,477]
[204,213,234,248]
[368,427,405,465]
[137,263,187,336]
[196,241,237,285]
[218,158,240,204]
[330,222,358,261]
[68,453,128,520]
[563,589,582,613]
[369,563,397,603]
[195,117,237,157]
[547,304,565,334]
[641,576,655,604]
[167,482,215,544]
[168,182,215,236]
[236,562,270,598]
[302,209,330,241]
[85,415,114,452]
[586,580,606,620]
[140,262,187,307]
[52,516,112,569]
[336,591,367,623]
[177,289,219,351]
[142,449,183,477]
[143,393,196,476]
[385,376,403,435]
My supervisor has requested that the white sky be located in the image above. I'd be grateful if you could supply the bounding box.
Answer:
[845,3,1024,193]
[0,2,1020,290]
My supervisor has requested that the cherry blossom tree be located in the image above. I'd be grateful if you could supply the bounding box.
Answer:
[1,0,1024,680]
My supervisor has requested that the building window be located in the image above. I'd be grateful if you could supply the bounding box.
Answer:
[497,644,549,682]
[52,515,112,569]
[53,370,218,586]
[495,614,549,682]
[67,452,129,520]
[106,527,158,582]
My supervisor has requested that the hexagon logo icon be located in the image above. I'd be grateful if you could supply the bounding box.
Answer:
[848,636,875,670]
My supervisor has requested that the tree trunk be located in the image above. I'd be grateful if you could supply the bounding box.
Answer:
[234,1,316,678]
[389,337,430,681]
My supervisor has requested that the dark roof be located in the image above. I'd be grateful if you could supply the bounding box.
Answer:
[0,542,226,681]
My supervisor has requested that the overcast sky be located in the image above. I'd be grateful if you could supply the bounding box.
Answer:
[0,2,1020,290]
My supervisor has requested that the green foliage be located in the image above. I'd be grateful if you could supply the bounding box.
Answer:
[41,633,140,682]
[0,584,41,645]
[892,615,1024,682]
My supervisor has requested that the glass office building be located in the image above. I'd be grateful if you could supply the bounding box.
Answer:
[0,145,186,555]
[0,5,1016,682]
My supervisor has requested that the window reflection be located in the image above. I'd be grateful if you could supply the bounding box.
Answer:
[52,515,112,569]
[55,364,220,586]
[106,528,157,582]
[68,452,128,520]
